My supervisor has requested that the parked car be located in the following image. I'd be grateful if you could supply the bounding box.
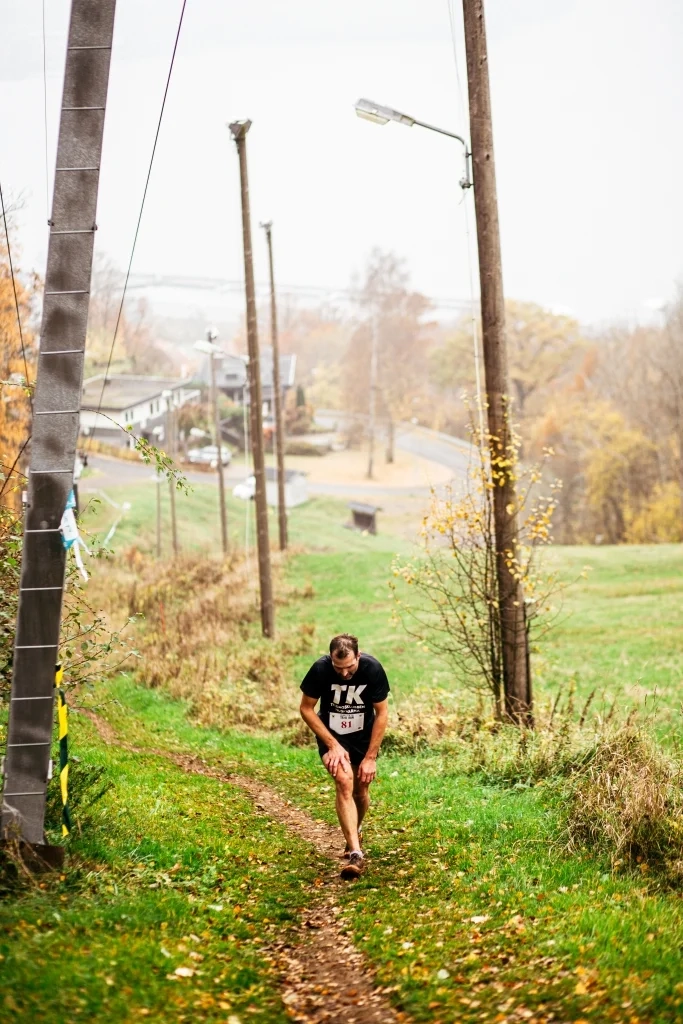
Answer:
[187,445,231,467]
[232,475,256,500]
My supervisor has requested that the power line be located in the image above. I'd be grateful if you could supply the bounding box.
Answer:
[0,180,31,391]
[89,0,188,445]
[42,0,50,223]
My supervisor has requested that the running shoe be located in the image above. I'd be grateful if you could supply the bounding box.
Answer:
[340,852,365,880]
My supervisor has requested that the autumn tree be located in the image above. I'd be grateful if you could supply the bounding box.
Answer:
[431,300,585,446]
[85,255,172,378]
[0,216,37,512]
[345,249,433,462]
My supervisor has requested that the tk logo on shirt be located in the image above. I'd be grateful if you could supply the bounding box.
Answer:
[331,683,366,706]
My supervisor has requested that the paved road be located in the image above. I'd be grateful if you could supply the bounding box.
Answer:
[81,423,472,500]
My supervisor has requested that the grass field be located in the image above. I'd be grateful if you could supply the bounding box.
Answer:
[3,491,683,1021]
[281,543,683,732]
[80,482,419,556]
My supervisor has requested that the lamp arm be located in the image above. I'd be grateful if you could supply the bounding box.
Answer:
[412,119,472,189]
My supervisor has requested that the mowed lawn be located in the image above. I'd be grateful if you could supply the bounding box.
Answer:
[80,482,416,557]
[282,543,683,733]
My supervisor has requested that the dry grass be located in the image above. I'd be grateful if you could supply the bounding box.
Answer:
[564,723,683,882]
[92,548,316,734]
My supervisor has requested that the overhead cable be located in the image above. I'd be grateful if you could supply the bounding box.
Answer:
[89,0,189,446]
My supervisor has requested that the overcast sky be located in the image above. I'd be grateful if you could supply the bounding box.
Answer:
[1,0,681,327]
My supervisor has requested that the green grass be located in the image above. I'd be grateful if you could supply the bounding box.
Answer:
[0,706,326,1022]
[4,492,683,1021]
[542,546,683,720]
[68,675,683,1024]
[81,482,414,556]
[282,542,683,734]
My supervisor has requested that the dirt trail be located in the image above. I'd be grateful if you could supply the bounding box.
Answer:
[82,711,406,1024]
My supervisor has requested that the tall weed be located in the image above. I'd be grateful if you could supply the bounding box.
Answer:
[96,550,316,733]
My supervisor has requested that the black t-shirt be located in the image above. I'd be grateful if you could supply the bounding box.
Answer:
[300,653,390,757]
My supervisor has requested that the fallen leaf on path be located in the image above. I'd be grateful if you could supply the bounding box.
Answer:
[173,966,194,978]
[471,915,489,924]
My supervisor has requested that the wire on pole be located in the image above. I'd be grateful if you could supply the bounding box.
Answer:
[0,180,31,396]
[42,0,50,223]
[88,0,188,447]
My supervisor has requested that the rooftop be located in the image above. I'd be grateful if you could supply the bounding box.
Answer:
[81,374,193,412]
[211,350,296,392]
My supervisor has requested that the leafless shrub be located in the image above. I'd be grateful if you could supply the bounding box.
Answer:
[391,417,569,719]
[96,551,316,734]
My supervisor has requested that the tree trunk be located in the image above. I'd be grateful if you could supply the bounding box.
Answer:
[385,417,395,464]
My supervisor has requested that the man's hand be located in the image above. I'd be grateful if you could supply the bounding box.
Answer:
[322,744,351,779]
[358,755,377,784]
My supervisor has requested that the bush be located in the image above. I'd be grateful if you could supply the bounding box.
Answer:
[563,724,683,882]
[284,439,329,457]
[376,683,683,883]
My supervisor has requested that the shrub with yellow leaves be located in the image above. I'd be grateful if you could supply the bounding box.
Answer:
[391,419,563,721]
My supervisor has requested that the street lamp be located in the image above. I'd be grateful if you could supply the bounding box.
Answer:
[354,97,472,189]
[193,330,229,555]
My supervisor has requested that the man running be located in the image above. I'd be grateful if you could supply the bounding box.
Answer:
[299,633,390,880]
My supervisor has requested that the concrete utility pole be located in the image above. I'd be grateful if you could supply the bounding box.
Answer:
[366,316,378,480]
[260,220,287,551]
[229,120,275,638]
[162,390,179,556]
[461,0,532,723]
[1,0,117,846]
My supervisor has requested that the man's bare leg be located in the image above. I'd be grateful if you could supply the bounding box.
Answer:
[353,769,371,834]
[332,760,362,851]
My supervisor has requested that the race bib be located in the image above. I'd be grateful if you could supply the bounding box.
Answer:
[329,712,364,736]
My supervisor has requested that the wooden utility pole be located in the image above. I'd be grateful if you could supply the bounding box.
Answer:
[229,120,275,637]
[461,0,532,723]
[155,474,162,558]
[163,390,179,556]
[366,316,378,480]
[207,337,229,556]
[1,0,117,846]
[260,221,287,550]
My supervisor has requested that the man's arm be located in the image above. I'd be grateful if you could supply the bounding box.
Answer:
[299,694,351,778]
[358,699,389,784]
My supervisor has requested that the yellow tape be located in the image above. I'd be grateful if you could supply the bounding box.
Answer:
[58,699,68,741]
[60,764,69,812]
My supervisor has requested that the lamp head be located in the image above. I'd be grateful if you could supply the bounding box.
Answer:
[354,98,415,128]
[194,339,223,357]
[229,119,252,142]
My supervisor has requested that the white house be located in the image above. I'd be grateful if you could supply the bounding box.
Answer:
[80,374,200,448]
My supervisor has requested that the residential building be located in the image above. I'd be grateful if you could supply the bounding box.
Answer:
[203,348,296,416]
[80,374,200,448]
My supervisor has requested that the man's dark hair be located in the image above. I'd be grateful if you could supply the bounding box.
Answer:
[330,633,359,658]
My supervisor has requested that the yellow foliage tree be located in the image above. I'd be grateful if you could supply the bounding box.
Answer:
[431,300,585,442]
[0,225,36,511]
[584,408,658,544]
[625,482,683,544]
